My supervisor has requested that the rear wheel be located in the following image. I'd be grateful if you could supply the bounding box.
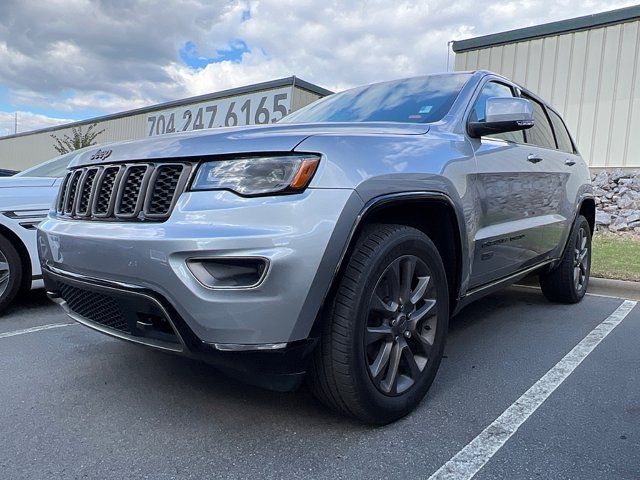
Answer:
[0,234,23,314]
[540,215,591,303]
[308,224,449,424]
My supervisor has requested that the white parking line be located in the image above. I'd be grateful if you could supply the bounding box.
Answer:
[428,299,637,480]
[0,322,76,339]
[512,283,637,301]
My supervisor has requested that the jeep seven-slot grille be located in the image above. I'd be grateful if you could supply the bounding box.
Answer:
[56,163,190,221]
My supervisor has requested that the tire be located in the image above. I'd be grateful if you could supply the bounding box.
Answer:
[308,223,449,424]
[539,215,591,304]
[0,233,23,314]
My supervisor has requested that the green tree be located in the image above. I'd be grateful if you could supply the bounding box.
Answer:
[51,123,105,154]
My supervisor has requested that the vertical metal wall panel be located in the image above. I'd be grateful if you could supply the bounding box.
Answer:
[453,17,640,167]
[478,48,491,72]
[525,39,543,94]
[454,52,467,71]
[512,42,529,85]
[538,37,557,102]
[592,25,621,167]
[550,34,573,112]
[606,22,636,168]
[579,29,605,164]
[291,87,323,112]
[467,50,480,70]
[489,46,502,73]
[564,31,589,138]
[501,44,517,80]
[626,23,640,167]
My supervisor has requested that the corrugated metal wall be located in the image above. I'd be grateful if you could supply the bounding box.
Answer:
[1,114,148,171]
[454,19,640,168]
[0,85,324,171]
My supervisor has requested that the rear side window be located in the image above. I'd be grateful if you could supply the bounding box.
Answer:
[523,95,556,150]
[472,81,524,144]
[548,109,575,153]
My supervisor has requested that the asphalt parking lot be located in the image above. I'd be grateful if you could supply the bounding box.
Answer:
[1,286,638,480]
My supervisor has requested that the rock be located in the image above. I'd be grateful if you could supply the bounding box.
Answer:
[592,171,609,187]
[592,170,640,236]
[626,212,640,224]
[617,192,640,210]
[609,215,630,231]
[595,211,612,225]
[611,168,630,182]
[593,187,607,197]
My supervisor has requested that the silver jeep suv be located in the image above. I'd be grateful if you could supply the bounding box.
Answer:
[38,71,594,424]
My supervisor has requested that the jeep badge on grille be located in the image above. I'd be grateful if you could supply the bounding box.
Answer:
[90,149,112,161]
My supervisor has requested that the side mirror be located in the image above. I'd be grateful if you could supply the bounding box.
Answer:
[468,97,534,138]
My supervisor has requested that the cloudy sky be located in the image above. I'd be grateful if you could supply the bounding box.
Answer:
[0,0,636,135]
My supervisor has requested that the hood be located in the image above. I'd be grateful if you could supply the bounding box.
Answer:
[70,122,429,167]
[0,176,57,188]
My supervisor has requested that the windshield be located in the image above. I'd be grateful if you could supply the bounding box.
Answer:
[282,73,471,124]
[16,154,73,178]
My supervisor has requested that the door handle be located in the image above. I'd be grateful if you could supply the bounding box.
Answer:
[527,154,544,163]
[564,158,576,166]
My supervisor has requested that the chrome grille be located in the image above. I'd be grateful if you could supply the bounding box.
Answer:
[56,162,190,221]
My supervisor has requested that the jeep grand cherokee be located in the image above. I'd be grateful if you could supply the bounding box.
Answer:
[38,71,594,424]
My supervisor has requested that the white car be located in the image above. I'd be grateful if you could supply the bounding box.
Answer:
[0,152,74,312]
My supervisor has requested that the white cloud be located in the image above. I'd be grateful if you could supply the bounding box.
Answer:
[165,0,638,93]
[0,0,637,133]
[0,111,73,137]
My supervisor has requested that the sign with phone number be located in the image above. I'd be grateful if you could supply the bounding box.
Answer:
[146,87,292,137]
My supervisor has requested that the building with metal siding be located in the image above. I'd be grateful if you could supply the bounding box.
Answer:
[452,5,640,169]
[0,77,332,171]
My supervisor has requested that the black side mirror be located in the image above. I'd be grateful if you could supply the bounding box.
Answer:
[468,97,535,138]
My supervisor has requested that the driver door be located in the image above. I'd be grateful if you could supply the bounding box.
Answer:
[469,81,547,288]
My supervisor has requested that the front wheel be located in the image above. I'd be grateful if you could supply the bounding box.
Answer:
[308,224,449,424]
[540,215,591,303]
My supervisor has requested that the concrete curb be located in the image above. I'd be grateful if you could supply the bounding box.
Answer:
[588,277,640,301]
[516,275,640,301]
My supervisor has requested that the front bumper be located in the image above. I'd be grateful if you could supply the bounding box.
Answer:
[38,188,362,347]
[43,267,317,390]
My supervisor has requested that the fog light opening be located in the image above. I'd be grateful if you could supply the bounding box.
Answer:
[187,257,268,289]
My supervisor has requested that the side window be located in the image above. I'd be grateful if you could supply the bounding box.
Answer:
[522,95,556,150]
[472,81,524,143]
[548,109,575,153]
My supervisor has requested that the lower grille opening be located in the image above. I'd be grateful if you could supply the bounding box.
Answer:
[59,283,130,334]
[57,281,180,345]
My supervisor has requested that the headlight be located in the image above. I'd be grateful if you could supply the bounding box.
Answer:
[191,155,320,196]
